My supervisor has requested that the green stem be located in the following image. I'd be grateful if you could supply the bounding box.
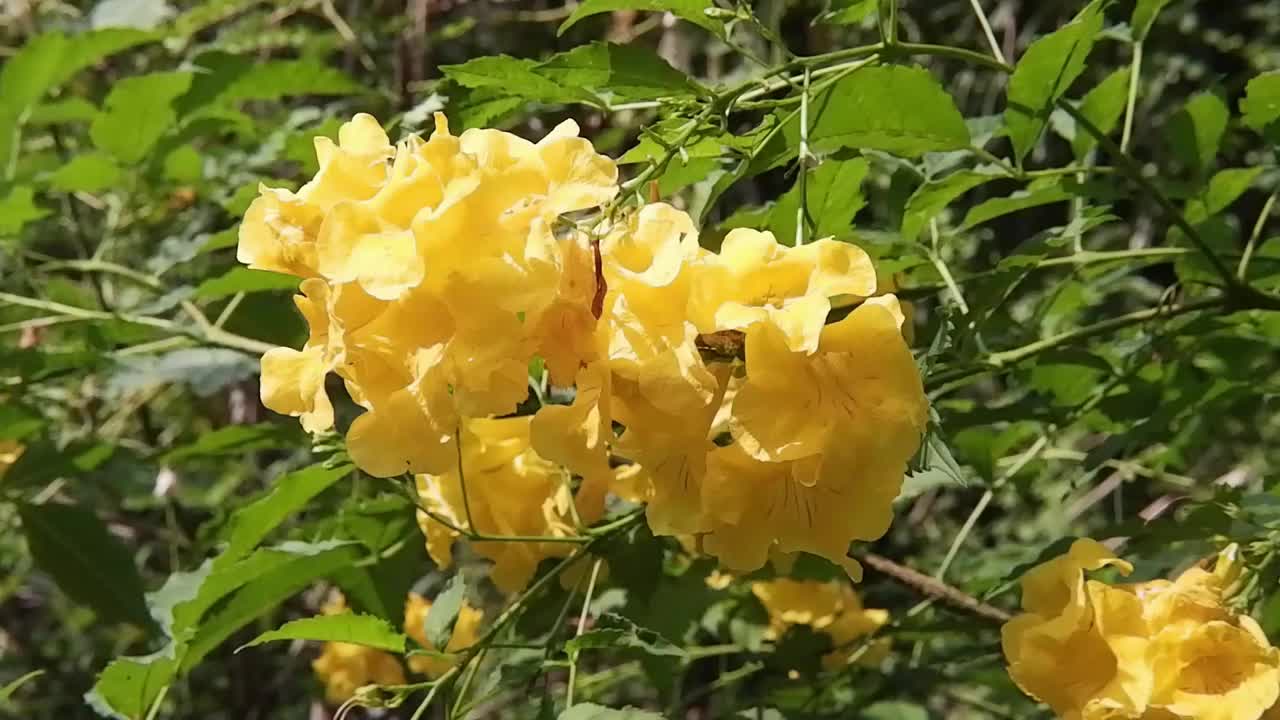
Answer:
[1121,41,1143,153]
[1239,190,1278,280]
[966,0,1006,64]
[565,557,604,708]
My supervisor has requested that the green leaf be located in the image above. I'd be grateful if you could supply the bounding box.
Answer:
[18,502,151,628]
[0,670,44,703]
[1028,349,1114,406]
[559,0,723,37]
[238,612,407,653]
[218,463,351,562]
[442,55,600,106]
[47,152,123,193]
[818,0,876,25]
[0,29,157,176]
[1071,68,1130,159]
[162,423,300,464]
[559,703,667,720]
[1166,91,1229,174]
[194,267,299,300]
[537,42,704,102]
[182,541,359,670]
[768,156,869,245]
[796,65,970,159]
[565,613,685,657]
[900,169,1003,241]
[1186,167,1263,224]
[1131,0,1173,41]
[177,53,362,113]
[862,701,929,720]
[961,179,1072,229]
[107,348,256,399]
[1241,71,1280,144]
[1005,0,1104,162]
[85,646,180,720]
[28,97,99,125]
[0,187,49,236]
[424,574,466,649]
[90,71,194,163]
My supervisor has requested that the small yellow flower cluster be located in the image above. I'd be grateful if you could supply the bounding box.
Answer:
[0,440,23,478]
[242,114,927,585]
[751,578,891,670]
[1002,539,1280,720]
[311,591,482,704]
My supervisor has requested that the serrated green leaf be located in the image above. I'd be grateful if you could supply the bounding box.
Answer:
[47,152,123,193]
[448,87,527,131]
[901,169,1003,241]
[559,0,723,37]
[558,703,667,720]
[1071,68,1131,159]
[85,646,180,720]
[238,612,406,653]
[18,502,152,628]
[424,574,466,649]
[565,613,685,657]
[218,463,351,562]
[1132,0,1173,41]
[799,65,970,159]
[194,267,299,300]
[0,187,49,236]
[961,179,1071,229]
[442,55,600,105]
[177,52,362,113]
[90,71,193,163]
[1167,91,1229,174]
[182,541,359,670]
[1005,1,1104,162]
[768,156,869,245]
[537,42,703,102]
[1241,71,1280,144]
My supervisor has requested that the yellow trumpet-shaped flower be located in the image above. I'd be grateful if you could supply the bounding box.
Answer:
[751,578,891,670]
[688,228,877,354]
[403,591,484,678]
[414,417,599,594]
[1003,540,1280,720]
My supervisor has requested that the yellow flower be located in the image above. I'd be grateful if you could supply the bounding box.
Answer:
[688,229,877,353]
[403,591,484,678]
[696,301,927,575]
[751,578,890,670]
[0,440,23,478]
[311,592,405,705]
[728,300,927,466]
[1002,541,1280,720]
[414,416,596,593]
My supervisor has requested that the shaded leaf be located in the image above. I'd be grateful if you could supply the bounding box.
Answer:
[238,612,406,653]
[1071,67,1130,159]
[565,613,685,657]
[162,423,300,464]
[768,156,870,245]
[424,574,466,649]
[0,187,49,236]
[0,670,44,703]
[1166,91,1229,174]
[106,349,256,399]
[1132,0,1173,41]
[538,42,704,102]
[18,502,151,628]
[900,169,1003,241]
[1005,1,1104,162]
[961,179,1072,229]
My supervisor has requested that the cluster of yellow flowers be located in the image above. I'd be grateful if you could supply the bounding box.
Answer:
[240,113,928,585]
[312,591,482,704]
[751,578,891,670]
[1002,539,1280,720]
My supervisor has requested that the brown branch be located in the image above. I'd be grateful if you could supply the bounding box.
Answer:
[856,551,1012,624]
